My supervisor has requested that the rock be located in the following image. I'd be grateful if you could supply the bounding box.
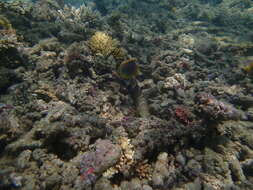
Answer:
[94,178,113,190]
[185,159,202,177]
[229,159,246,182]
[129,178,142,190]
[79,139,121,185]
[143,184,153,190]
[152,174,164,187]
[152,152,170,187]
[232,95,253,109]
[176,153,186,166]
[121,180,130,190]
[16,150,32,169]
[9,173,23,188]
[184,179,202,190]
[22,175,37,190]
[203,148,230,179]
[45,174,61,188]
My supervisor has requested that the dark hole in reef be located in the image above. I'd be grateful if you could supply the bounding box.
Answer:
[109,172,125,186]
[89,134,105,146]
[52,66,61,79]
[230,164,239,183]
[195,125,228,150]
[45,131,77,161]
[0,184,14,190]
[0,140,7,156]
[45,183,61,190]
[144,146,167,163]
[242,161,253,178]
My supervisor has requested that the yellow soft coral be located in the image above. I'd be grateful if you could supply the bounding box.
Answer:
[88,31,119,57]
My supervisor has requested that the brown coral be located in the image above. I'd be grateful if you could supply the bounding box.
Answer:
[135,160,152,180]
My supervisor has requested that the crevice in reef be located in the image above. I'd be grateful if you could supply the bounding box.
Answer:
[44,131,77,161]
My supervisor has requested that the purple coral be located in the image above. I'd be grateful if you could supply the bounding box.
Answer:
[79,139,121,185]
[79,152,97,185]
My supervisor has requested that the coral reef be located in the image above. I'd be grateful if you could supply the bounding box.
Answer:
[0,0,253,189]
[0,20,24,92]
[195,92,247,121]
[57,4,103,43]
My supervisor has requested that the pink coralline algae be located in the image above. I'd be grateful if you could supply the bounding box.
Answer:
[174,106,193,125]
[79,139,121,185]
[195,93,247,121]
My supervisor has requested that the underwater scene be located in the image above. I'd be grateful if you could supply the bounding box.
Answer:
[0,0,253,189]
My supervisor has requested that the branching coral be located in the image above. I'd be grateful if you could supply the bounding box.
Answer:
[135,159,152,180]
[103,137,135,178]
[58,4,99,23]
[57,4,101,34]
[88,31,122,58]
